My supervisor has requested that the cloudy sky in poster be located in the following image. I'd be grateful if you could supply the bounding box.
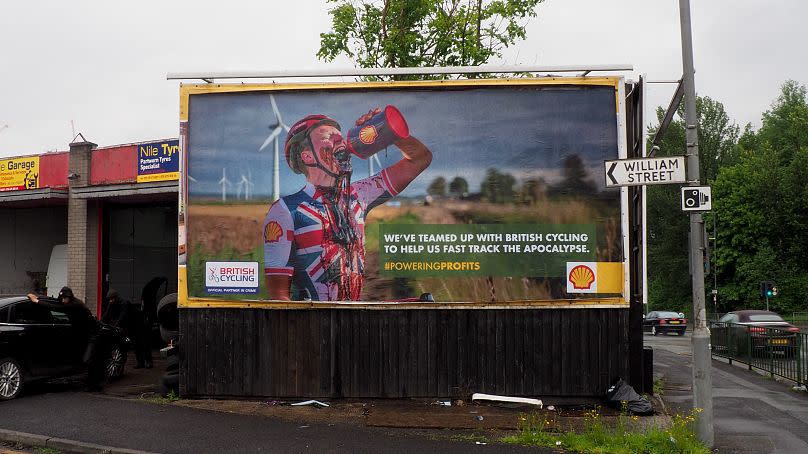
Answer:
[188,85,618,199]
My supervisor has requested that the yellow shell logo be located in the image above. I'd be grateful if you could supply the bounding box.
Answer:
[359,125,378,144]
[264,221,283,243]
[569,265,595,290]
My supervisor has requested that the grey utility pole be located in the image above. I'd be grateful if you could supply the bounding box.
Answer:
[679,0,713,446]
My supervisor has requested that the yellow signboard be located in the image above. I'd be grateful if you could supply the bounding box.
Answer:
[0,156,39,191]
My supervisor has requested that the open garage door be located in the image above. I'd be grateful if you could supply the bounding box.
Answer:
[103,203,177,322]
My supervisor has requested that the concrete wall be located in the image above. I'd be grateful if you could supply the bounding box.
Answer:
[0,206,67,295]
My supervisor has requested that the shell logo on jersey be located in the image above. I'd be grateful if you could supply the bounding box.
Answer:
[264,221,283,243]
[359,125,378,144]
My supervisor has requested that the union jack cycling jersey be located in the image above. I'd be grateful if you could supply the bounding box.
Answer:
[262,170,397,301]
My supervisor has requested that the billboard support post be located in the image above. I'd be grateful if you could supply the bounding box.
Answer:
[679,0,714,446]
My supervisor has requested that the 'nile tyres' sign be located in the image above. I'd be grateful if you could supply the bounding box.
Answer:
[0,156,39,191]
[137,140,179,183]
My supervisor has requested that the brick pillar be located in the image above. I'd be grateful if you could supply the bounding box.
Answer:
[67,138,96,313]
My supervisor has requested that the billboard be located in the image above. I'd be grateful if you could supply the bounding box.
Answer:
[0,156,39,192]
[179,78,628,305]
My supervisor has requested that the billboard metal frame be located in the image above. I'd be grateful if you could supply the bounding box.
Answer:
[177,76,631,310]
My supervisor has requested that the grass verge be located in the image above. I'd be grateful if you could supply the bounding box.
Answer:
[502,407,709,454]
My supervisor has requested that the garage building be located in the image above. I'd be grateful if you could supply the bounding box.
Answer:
[0,137,178,318]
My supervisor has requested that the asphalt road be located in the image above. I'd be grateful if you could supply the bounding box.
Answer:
[647,330,808,453]
[0,390,548,454]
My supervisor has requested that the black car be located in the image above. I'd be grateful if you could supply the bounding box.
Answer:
[0,295,130,400]
[643,311,688,336]
[711,310,800,357]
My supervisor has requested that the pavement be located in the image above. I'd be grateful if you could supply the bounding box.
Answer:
[0,350,561,453]
[5,334,808,453]
[647,331,808,453]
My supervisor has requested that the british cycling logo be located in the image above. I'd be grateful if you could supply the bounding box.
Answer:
[205,261,259,294]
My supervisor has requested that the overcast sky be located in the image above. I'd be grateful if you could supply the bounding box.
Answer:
[0,0,805,158]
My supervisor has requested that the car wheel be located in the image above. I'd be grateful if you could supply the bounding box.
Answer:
[157,293,179,344]
[105,344,127,380]
[0,357,23,401]
[651,326,658,336]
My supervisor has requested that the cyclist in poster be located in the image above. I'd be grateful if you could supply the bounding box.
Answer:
[262,107,432,301]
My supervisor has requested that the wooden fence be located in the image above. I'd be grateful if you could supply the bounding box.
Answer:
[179,307,629,398]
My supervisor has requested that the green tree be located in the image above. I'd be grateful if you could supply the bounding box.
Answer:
[550,155,595,196]
[712,81,808,313]
[646,96,740,315]
[318,0,544,80]
[448,176,469,198]
[480,168,515,203]
[427,176,447,197]
[518,177,546,205]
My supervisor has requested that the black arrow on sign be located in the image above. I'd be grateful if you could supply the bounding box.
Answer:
[607,162,618,185]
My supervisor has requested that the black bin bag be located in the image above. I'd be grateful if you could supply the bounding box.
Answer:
[604,378,654,415]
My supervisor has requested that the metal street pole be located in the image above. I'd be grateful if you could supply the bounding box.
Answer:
[679,0,714,446]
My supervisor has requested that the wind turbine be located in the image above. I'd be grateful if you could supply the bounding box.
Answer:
[218,168,232,203]
[237,172,254,200]
[258,94,290,202]
[368,153,383,176]
[246,169,254,200]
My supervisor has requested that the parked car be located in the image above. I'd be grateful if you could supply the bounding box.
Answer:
[643,311,687,336]
[0,295,131,400]
[711,310,799,358]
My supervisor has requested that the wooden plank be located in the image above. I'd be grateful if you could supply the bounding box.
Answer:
[512,309,523,395]
[436,310,448,395]
[408,310,419,396]
[482,310,492,393]
[204,310,215,396]
[351,309,361,396]
[318,310,330,396]
[445,310,457,396]
[551,309,561,395]
[495,310,506,394]
[426,310,437,396]
[456,310,467,396]
[360,309,371,397]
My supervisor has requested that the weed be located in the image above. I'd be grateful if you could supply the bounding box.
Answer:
[449,433,489,443]
[502,407,709,453]
[140,390,180,404]
[37,448,62,454]
[653,376,666,396]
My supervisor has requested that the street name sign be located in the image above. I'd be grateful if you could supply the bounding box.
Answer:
[604,156,686,187]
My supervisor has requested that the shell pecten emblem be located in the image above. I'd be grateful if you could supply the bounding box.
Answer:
[264,221,283,243]
[359,125,378,145]
[565,261,624,295]
[569,264,595,290]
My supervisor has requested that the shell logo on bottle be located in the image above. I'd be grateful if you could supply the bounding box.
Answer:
[358,125,379,145]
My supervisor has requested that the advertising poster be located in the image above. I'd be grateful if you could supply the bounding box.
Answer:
[0,156,39,191]
[137,139,180,183]
[182,79,626,303]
